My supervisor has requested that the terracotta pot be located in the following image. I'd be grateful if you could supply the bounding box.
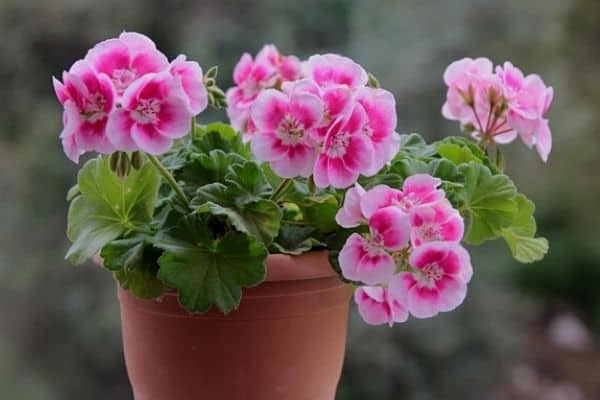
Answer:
[118,251,352,400]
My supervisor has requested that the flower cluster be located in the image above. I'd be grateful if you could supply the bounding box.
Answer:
[336,174,472,325]
[226,47,400,188]
[53,32,208,162]
[442,58,553,162]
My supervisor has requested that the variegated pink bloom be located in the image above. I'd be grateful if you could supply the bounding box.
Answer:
[313,104,374,188]
[338,233,396,285]
[85,32,169,97]
[441,57,494,121]
[256,44,302,82]
[359,184,402,219]
[53,60,115,162]
[283,79,354,142]
[496,62,553,161]
[395,174,445,213]
[354,286,408,326]
[409,200,464,246]
[106,71,192,154]
[305,53,368,88]
[388,241,472,319]
[250,89,323,178]
[339,207,409,285]
[368,206,411,251]
[335,183,366,228]
[356,87,400,174]
[226,49,278,136]
[169,55,208,115]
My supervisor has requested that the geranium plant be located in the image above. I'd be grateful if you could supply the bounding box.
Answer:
[56,33,552,325]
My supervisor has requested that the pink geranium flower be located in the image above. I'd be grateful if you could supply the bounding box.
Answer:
[250,89,323,177]
[85,32,169,97]
[388,241,472,319]
[335,183,366,228]
[53,60,116,162]
[359,184,402,219]
[395,174,445,212]
[354,286,408,326]
[409,200,464,246]
[313,104,374,188]
[226,48,279,136]
[338,233,396,285]
[356,87,400,174]
[256,44,302,82]
[106,71,192,154]
[305,54,368,88]
[283,79,354,143]
[169,55,208,115]
[496,62,554,161]
[339,207,409,285]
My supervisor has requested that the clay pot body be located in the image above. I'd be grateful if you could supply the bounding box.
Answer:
[118,251,352,400]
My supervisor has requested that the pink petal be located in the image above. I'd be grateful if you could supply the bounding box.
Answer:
[360,184,400,219]
[409,242,449,270]
[131,50,169,76]
[342,134,374,176]
[335,183,366,228]
[306,54,368,88]
[436,275,467,312]
[270,144,316,178]
[289,92,324,130]
[233,53,254,85]
[170,55,208,115]
[251,131,287,162]
[156,93,193,139]
[106,108,137,151]
[250,90,289,132]
[407,285,441,319]
[354,286,391,326]
[52,77,68,104]
[119,31,158,53]
[312,155,331,188]
[62,134,82,163]
[369,206,411,251]
[536,119,552,162]
[328,157,360,189]
[131,123,173,155]
[85,38,130,76]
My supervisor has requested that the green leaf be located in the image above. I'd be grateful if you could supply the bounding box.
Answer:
[300,194,340,233]
[155,215,267,313]
[192,123,249,158]
[65,157,160,264]
[271,224,324,255]
[102,235,166,298]
[100,237,145,271]
[191,161,281,244]
[437,143,483,165]
[201,200,281,245]
[458,162,518,245]
[501,194,548,263]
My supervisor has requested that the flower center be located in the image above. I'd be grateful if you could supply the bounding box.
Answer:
[277,115,305,145]
[395,192,420,212]
[363,236,384,257]
[419,224,442,241]
[416,263,444,288]
[134,98,161,124]
[81,92,107,122]
[326,132,350,158]
[112,68,137,94]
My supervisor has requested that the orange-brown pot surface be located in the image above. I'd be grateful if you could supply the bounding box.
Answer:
[118,251,353,400]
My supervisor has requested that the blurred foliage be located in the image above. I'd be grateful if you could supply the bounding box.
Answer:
[1,0,599,399]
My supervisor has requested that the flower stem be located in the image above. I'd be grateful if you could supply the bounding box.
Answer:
[271,178,293,202]
[146,154,190,208]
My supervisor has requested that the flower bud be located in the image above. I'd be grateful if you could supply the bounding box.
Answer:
[131,151,143,170]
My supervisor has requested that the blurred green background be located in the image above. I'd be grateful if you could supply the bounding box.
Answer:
[1,0,599,399]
